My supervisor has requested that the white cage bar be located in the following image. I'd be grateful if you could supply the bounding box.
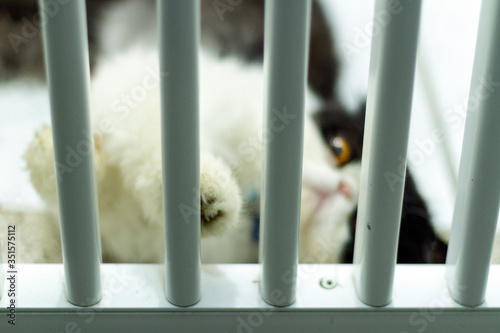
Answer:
[0,247,3,298]
[353,0,422,307]
[158,0,202,307]
[38,0,102,307]
[445,0,500,307]
[260,0,312,307]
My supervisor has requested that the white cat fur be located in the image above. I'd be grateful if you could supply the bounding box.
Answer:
[24,47,360,263]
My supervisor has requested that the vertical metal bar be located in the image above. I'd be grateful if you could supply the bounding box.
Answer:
[446,0,500,307]
[39,0,101,306]
[0,247,3,299]
[158,0,201,307]
[353,0,422,307]
[260,0,312,307]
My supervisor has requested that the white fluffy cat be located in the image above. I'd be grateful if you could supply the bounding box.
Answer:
[24,47,361,264]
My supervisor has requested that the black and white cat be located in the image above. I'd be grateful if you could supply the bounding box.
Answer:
[19,0,447,264]
[25,46,361,263]
[24,51,446,264]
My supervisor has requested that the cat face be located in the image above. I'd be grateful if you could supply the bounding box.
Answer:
[297,103,365,263]
[311,102,447,264]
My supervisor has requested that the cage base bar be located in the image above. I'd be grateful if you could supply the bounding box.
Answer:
[1,264,499,332]
[2,310,500,333]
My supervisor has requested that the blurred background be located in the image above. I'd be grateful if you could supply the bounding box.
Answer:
[0,0,497,244]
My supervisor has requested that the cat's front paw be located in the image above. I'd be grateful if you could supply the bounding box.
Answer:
[24,125,58,206]
[24,125,107,209]
[200,153,242,237]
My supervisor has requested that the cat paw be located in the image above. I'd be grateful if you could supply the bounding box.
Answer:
[24,125,58,205]
[24,125,107,208]
[200,153,242,237]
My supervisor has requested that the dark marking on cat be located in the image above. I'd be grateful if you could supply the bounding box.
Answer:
[1,0,338,99]
[200,0,338,100]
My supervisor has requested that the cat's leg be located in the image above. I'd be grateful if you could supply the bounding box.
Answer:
[24,125,59,208]
[24,125,107,209]
[128,151,242,237]
[22,125,107,262]
[0,210,62,263]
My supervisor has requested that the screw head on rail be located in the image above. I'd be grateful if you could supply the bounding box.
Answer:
[319,277,337,289]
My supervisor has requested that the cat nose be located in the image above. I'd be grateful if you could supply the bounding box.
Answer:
[337,181,353,199]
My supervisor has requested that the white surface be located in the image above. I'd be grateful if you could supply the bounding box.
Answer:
[0,79,50,211]
[0,0,497,235]
[1,264,500,309]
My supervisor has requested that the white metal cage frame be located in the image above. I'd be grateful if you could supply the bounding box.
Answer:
[1,0,500,332]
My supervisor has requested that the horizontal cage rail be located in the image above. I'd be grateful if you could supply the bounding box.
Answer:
[1,264,500,332]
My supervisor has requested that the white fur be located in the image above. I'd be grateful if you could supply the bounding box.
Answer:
[24,47,360,263]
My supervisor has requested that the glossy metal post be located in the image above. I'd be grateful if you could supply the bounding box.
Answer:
[158,0,201,306]
[446,0,500,307]
[0,248,3,299]
[39,0,101,306]
[353,0,422,307]
[260,0,312,307]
